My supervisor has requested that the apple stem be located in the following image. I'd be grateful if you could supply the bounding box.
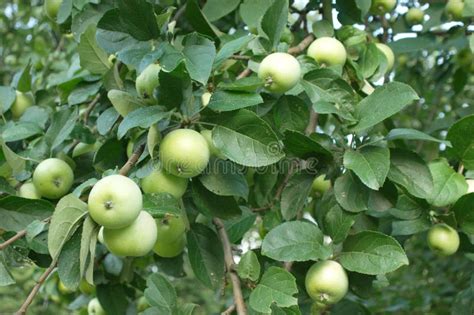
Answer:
[104,201,113,210]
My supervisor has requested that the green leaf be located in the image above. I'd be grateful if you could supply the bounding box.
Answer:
[44,107,79,151]
[78,25,112,75]
[261,221,332,262]
[144,273,177,314]
[2,121,43,142]
[79,216,99,283]
[203,0,241,22]
[352,82,419,132]
[97,0,159,41]
[58,229,81,290]
[97,284,128,315]
[427,159,467,207]
[0,252,14,286]
[273,96,309,133]
[0,196,53,232]
[312,20,334,38]
[260,0,289,49]
[191,180,241,219]
[182,33,216,85]
[48,194,88,260]
[386,128,450,146]
[97,107,119,136]
[359,43,380,78]
[280,172,314,220]
[1,140,26,176]
[67,82,101,106]
[143,193,181,218]
[0,86,16,113]
[185,0,219,41]
[13,61,32,92]
[339,231,409,275]
[283,130,333,161]
[213,109,284,167]
[208,90,263,111]
[453,193,474,235]
[107,89,146,118]
[214,35,254,68]
[391,217,431,236]
[249,267,298,313]
[317,198,356,244]
[198,159,249,200]
[187,224,225,289]
[224,207,257,243]
[117,106,169,139]
[447,115,474,170]
[387,149,433,199]
[344,146,390,190]
[334,172,370,212]
[240,0,272,31]
[237,250,261,281]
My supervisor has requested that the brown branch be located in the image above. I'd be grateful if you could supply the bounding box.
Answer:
[83,93,101,124]
[287,34,315,55]
[236,68,252,80]
[222,304,236,315]
[119,143,145,176]
[213,218,247,315]
[231,55,251,60]
[16,260,57,315]
[0,217,51,251]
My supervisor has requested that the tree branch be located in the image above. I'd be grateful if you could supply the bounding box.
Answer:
[16,260,57,315]
[119,143,146,176]
[213,218,247,315]
[83,93,101,124]
[0,217,51,251]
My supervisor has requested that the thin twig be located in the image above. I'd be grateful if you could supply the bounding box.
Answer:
[287,34,315,55]
[119,143,145,176]
[458,163,464,175]
[16,260,57,315]
[0,217,51,251]
[222,304,236,315]
[83,93,101,124]
[213,218,247,315]
[231,55,251,60]
[236,68,252,80]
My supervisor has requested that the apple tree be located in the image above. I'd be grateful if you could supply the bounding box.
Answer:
[0,0,474,314]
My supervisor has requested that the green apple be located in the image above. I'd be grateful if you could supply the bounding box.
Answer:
[137,296,149,312]
[72,142,97,158]
[307,37,347,67]
[136,63,161,103]
[126,140,134,158]
[370,0,397,15]
[201,92,212,107]
[159,129,210,178]
[305,260,349,305]
[376,43,395,72]
[427,224,460,256]
[466,179,474,193]
[445,0,464,20]
[281,27,294,45]
[11,91,34,119]
[154,233,186,258]
[141,168,188,199]
[58,280,72,294]
[311,175,331,197]
[200,129,226,159]
[88,175,142,229]
[88,297,106,315]
[79,279,95,295]
[405,8,425,25]
[18,182,41,199]
[103,211,157,257]
[44,0,63,21]
[154,215,186,258]
[258,52,301,93]
[33,158,74,199]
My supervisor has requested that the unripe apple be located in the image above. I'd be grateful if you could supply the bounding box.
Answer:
[58,280,72,294]
[88,297,106,315]
[103,211,157,257]
[305,260,349,305]
[427,224,460,256]
[311,175,331,197]
[370,0,397,15]
[445,0,464,20]
[405,8,425,25]
[137,296,149,312]
[257,52,301,93]
[201,92,212,107]
[88,175,142,229]
[18,182,41,199]
[200,129,226,159]
[72,142,98,158]
[33,158,74,199]
[44,0,63,21]
[466,179,474,193]
[159,129,210,178]
[136,63,161,103]
[141,168,188,199]
[307,37,347,67]
[154,233,186,258]
[375,43,395,72]
[11,91,34,119]
[98,226,105,244]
